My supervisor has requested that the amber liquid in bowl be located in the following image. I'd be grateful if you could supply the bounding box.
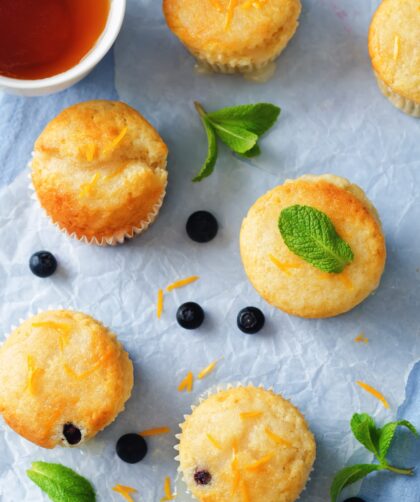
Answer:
[0,0,110,80]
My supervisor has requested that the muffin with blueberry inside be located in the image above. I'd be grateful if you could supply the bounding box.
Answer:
[0,310,133,448]
[177,385,316,501]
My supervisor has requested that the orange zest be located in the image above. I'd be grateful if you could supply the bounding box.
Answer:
[63,350,113,380]
[177,371,194,393]
[166,275,199,292]
[160,476,175,501]
[269,254,301,276]
[112,485,137,502]
[26,355,44,394]
[225,0,238,29]
[354,333,369,343]
[157,289,164,319]
[139,426,171,437]
[207,433,222,450]
[240,411,263,420]
[244,452,275,471]
[79,172,100,197]
[393,35,400,60]
[104,126,128,154]
[356,380,390,409]
[198,360,218,380]
[264,426,292,447]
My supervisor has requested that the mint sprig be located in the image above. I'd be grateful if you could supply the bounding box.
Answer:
[331,413,418,502]
[279,205,354,273]
[27,462,96,502]
[193,102,280,182]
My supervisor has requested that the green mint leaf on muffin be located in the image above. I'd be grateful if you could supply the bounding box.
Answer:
[27,462,96,502]
[192,106,218,182]
[192,102,280,181]
[330,414,418,502]
[278,205,354,273]
[330,464,381,502]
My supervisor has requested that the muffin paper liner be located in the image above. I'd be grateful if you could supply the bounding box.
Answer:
[375,74,420,118]
[28,156,168,246]
[174,382,314,501]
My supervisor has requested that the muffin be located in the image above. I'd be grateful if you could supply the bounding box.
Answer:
[240,174,386,318]
[0,310,133,448]
[163,0,301,74]
[30,100,168,245]
[177,386,315,502]
[368,0,420,117]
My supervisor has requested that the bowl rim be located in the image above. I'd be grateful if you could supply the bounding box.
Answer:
[0,0,126,90]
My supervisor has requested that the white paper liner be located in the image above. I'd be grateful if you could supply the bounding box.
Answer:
[375,73,420,118]
[28,157,168,246]
[174,382,314,501]
[2,306,130,448]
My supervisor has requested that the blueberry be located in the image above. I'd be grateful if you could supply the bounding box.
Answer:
[116,433,148,464]
[63,423,82,445]
[186,211,218,243]
[176,302,205,330]
[29,251,57,278]
[194,469,212,485]
[343,499,366,502]
[237,307,265,334]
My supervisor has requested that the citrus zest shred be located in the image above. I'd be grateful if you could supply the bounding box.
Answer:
[112,484,137,502]
[225,0,238,29]
[178,371,194,392]
[265,427,292,447]
[139,426,171,436]
[63,350,113,380]
[160,476,175,501]
[85,143,97,162]
[240,410,263,420]
[231,437,239,454]
[354,333,369,343]
[166,275,199,292]
[79,172,100,198]
[198,360,218,380]
[393,35,400,61]
[27,355,44,394]
[104,126,128,154]
[269,254,301,276]
[244,451,275,470]
[104,163,129,181]
[157,289,164,319]
[356,380,390,409]
[207,433,223,450]
[231,454,241,494]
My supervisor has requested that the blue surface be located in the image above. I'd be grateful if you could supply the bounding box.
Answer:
[0,4,419,500]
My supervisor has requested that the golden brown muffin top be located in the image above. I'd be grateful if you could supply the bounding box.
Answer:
[0,310,133,448]
[163,0,301,56]
[240,175,386,318]
[178,386,315,502]
[369,0,420,103]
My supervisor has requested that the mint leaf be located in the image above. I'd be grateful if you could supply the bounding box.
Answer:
[330,464,381,502]
[192,101,280,181]
[207,103,280,136]
[351,413,380,456]
[192,113,218,182]
[279,205,354,273]
[27,462,96,502]
[211,122,258,154]
[378,420,418,460]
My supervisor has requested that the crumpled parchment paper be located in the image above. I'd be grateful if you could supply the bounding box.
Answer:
[0,1,419,501]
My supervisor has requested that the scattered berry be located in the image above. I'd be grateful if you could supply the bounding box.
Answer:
[177,302,205,329]
[237,307,265,334]
[116,434,148,464]
[194,470,212,485]
[63,423,82,445]
[343,499,366,502]
[186,211,218,243]
[29,251,57,278]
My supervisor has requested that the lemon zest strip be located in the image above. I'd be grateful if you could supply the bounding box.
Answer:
[240,410,263,419]
[393,35,400,61]
[198,360,218,380]
[157,289,164,319]
[178,371,194,392]
[265,426,292,447]
[104,126,128,154]
[166,275,199,292]
[269,254,301,276]
[160,476,175,501]
[139,426,171,436]
[207,433,223,450]
[244,451,275,470]
[112,485,137,502]
[79,172,100,198]
[354,333,369,343]
[356,380,390,409]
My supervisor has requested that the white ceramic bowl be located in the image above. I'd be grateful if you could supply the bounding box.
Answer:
[0,0,126,97]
